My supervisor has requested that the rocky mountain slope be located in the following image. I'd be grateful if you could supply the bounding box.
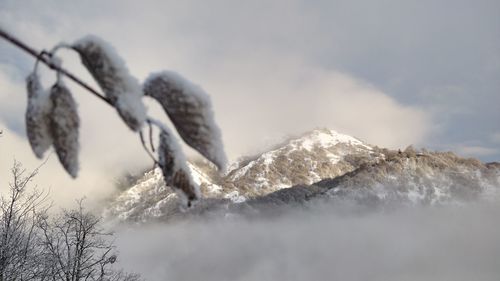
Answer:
[248,148,500,208]
[104,129,500,223]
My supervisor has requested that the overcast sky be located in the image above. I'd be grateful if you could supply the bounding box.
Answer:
[0,0,499,206]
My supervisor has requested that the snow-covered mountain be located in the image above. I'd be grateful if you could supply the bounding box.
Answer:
[104,129,500,223]
[223,129,377,194]
[105,163,223,222]
[251,148,500,208]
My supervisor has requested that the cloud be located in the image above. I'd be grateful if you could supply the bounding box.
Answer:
[199,54,431,154]
[114,204,500,281]
[453,145,498,158]
[0,123,151,209]
[0,65,28,133]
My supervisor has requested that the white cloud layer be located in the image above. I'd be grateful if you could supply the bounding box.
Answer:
[201,54,431,154]
[114,204,500,281]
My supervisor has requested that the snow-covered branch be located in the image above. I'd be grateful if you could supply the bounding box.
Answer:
[0,27,228,207]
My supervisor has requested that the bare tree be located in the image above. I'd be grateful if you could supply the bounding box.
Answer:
[0,162,140,280]
[37,199,141,281]
[0,161,49,281]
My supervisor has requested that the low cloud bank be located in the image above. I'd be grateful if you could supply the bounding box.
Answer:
[114,202,500,281]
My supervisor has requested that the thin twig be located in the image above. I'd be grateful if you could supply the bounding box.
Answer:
[139,131,159,166]
[0,27,112,106]
[147,120,155,153]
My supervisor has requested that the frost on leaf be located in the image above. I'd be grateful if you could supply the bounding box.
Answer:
[158,127,200,206]
[25,73,53,159]
[72,35,146,131]
[144,71,227,170]
[49,83,80,178]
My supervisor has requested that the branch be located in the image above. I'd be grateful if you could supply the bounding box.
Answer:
[0,27,112,106]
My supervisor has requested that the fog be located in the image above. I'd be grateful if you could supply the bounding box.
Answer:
[114,203,500,281]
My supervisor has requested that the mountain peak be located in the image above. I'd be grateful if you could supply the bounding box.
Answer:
[291,128,370,151]
[223,128,376,194]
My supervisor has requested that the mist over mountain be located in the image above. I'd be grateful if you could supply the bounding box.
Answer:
[114,203,500,281]
[105,129,500,223]
[109,130,500,280]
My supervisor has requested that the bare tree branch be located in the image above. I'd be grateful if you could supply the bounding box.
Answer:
[0,27,112,106]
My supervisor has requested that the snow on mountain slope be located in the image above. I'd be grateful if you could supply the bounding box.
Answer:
[247,148,500,210]
[105,168,172,222]
[189,163,222,195]
[105,163,223,222]
[106,129,378,222]
[321,150,500,206]
[223,129,378,195]
[105,129,500,223]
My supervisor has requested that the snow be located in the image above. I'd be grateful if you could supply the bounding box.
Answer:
[224,191,246,203]
[292,129,371,151]
[105,155,241,222]
[157,124,201,205]
[49,81,80,178]
[106,169,174,222]
[143,71,227,170]
[325,152,341,163]
[154,122,188,176]
[25,73,53,159]
[227,128,374,192]
[308,170,322,184]
[230,159,257,179]
[73,35,146,131]
[188,163,222,194]
[225,161,243,175]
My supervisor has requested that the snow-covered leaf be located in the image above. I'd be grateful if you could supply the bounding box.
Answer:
[158,126,200,206]
[144,71,227,170]
[25,73,52,159]
[49,82,80,178]
[72,35,146,131]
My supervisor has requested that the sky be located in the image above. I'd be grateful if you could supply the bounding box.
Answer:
[0,0,499,207]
